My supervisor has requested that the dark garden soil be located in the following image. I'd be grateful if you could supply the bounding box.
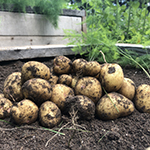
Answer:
[0,55,150,150]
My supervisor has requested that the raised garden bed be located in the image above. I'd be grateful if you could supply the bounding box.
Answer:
[0,55,150,150]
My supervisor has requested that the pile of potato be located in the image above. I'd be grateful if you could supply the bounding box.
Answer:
[0,55,150,128]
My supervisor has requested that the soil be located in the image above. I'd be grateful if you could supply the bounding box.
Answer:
[0,55,150,150]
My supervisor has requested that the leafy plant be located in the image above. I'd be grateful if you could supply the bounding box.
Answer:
[64,0,150,71]
[0,0,65,28]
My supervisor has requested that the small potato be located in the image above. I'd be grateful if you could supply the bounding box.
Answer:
[39,101,62,128]
[118,78,135,100]
[83,61,101,77]
[11,99,38,125]
[51,84,74,111]
[48,67,58,86]
[75,77,102,104]
[0,97,13,119]
[99,63,124,92]
[22,78,52,106]
[3,72,24,102]
[96,92,135,120]
[71,76,79,89]
[65,95,95,120]
[134,84,150,113]
[58,74,72,86]
[53,56,72,75]
[72,58,87,75]
[21,61,51,84]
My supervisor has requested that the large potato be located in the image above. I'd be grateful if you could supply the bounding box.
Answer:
[99,63,124,92]
[22,78,52,106]
[0,97,13,119]
[134,84,150,113]
[65,95,95,120]
[3,72,24,102]
[53,56,72,75]
[58,74,72,86]
[118,78,135,100]
[39,101,62,128]
[21,61,50,84]
[72,58,87,75]
[51,84,74,111]
[83,61,101,77]
[11,99,38,125]
[96,92,135,120]
[75,77,102,104]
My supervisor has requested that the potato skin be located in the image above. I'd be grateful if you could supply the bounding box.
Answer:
[72,58,87,75]
[0,97,13,119]
[83,61,101,77]
[48,67,58,86]
[39,101,62,128]
[22,78,52,106]
[96,92,135,120]
[53,56,72,75]
[118,78,135,100]
[65,95,95,120]
[11,99,38,125]
[134,84,150,113]
[51,84,75,111]
[3,72,24,102]
[21,61,50,84]
[99,63,124,92]
[75,77,102,104]
[58,74,72,86]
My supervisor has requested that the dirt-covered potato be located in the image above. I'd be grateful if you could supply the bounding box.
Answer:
[53,56,72,75]
[58,74,72,86]
[75,77,102,103]
[0,97,13,119]
[118,78,135,100]
[3,72,24,102]
[72,58,87,75]
[11,99,38,125]
[71,76,79,89]
[65,95,95,120]
[48,67,58,86]
[99,63,124,92]
[51,84,74,111]
[39,101,62,128]
[83,61,101,77]
[21,61,51,84]
[134,84,150,113]
[96,92,135,120]
[22,78,52,106]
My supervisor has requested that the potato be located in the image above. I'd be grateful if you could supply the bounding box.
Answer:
[21,61,50,84]
[3,72,24,102]
[11,99,38,125]
[58,74,72,86]
[99,63,124,92]
[39,101,61,128]
[64,95,95,120]
[83,61,101,77]
[22,78,52,106]
[0,97,13,119]
[48,67,58,86]
[53,56,72,75]
[96,92,135,120]
[72,58,87,75]
[0,93,5,98]
[134,84,150,113]
[51,84,74,111]
[75,77,102,103]
[118,78,135,100]
[71,76,79,89]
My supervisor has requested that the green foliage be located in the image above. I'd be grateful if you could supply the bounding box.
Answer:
[64,0,150,70]
[0,0,65,28]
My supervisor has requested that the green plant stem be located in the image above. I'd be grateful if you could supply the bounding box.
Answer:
[102,86,119,112]
[98,131,109,142]
[127,3,131,39]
